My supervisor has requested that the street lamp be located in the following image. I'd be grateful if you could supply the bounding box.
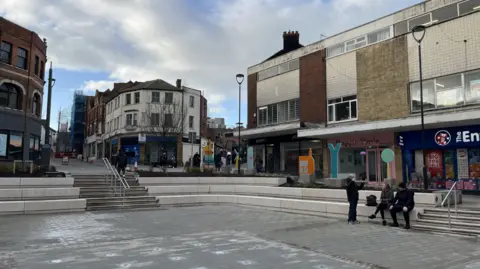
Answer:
[236,74,245,175]
[411,25,428,190]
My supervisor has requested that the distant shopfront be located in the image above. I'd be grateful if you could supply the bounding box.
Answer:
[327,131,396,183]
[398,125,480,190]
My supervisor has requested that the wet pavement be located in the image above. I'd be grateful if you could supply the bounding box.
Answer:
[0,205,479,269]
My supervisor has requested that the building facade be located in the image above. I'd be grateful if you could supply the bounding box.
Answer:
[70,91,87,154]
[85,90,109,159]
[0,17,47,161]
[246,0,480,189]
[103,79,206,165]
[208,118,226,129]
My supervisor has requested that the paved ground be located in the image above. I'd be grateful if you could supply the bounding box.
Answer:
[0,206,479,269]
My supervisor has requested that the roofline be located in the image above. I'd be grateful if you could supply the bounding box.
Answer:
[105,86,184,103]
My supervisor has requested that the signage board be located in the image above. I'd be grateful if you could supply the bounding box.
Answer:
[399,126,480,150]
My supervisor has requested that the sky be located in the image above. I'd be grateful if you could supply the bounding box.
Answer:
[0,0,422,129]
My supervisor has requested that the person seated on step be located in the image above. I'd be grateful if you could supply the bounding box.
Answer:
[369,183,394,226]
[389,182,415,229]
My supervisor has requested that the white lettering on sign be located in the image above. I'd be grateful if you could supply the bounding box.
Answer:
[456,131,480,143]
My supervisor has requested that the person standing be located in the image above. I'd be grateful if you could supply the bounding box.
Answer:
[369,183,394,226]
[389,182,415,229]
[116,150,128,176]
[345,175,364,225]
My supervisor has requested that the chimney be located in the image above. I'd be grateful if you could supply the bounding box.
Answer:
[282,30,300,51]
[176,79,182,89]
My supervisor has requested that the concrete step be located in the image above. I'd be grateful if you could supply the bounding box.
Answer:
[420,213,480,224]
[416,219,480,230]
[424,208,480,216]
[86,196,157,203]
[86,203,161,211]
[413,224,480,236]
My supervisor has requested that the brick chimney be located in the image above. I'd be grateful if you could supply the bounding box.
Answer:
[283,30,300,51]
[176,79,182,89]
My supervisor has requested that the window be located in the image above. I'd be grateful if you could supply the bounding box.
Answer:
[8,133,23,160]
[133,113,138,126]
[152,92,160,103]
[165,92,173,104]
[0,42,12,64]
[327,95,358,123]
[394,21,408,36]
[32,93,40,116]
[189,115,194,128]
[34,56,39,75]
[126,113,137,126]
[257,99,299,127]
[435,74,464,108]
[189,96,194,108]
[289,59,299,70]
[125,93,131,105]
[367,28,390,44]
[257,59,300,81]
[326,43,345,58]
[432,3,458,23]
[0,83,21,109]
[458,0,480,16]
[134,92,140,104]
[165,114,173,127]
[465,70,480,104]
[408,13,431,31]
[346,36,366,52]
[151,113,160,126]
[40,61,45,80]
[410,80,435,111]
[16,48,28,70]
[278,62,289,73]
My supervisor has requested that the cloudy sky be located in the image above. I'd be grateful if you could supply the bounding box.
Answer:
[1,0,421,129]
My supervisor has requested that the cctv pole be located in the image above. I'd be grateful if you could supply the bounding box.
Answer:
[42,62,54,170]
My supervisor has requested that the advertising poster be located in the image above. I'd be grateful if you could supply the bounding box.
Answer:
[444,150,455,179]
[426,150,444,179]
[468,148,480,179]
[0,134,6,157]
[457,149,469,179]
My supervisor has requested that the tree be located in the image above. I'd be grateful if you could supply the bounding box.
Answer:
[140,95,188,168]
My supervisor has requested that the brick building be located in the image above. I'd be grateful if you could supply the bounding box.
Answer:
[85,90,109,159]
[244,0,480,189]
[0,17,47,160]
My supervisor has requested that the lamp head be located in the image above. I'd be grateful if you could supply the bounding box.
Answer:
[411,25,426,43]
[236,74,245,84]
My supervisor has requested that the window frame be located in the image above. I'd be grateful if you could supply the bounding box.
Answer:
[152,92,160,103]
[327,95,358,123]
[407,13,432,32]
[458,0,480,16]
[16,47,28,70]
[34,55,39,76]
[0,41,12,64]
[189,96,195,108]
[134,92,140,104]
[165,92,173,104]
[125,93,131,105]
[189,115,194,128]
[256,98,300,127]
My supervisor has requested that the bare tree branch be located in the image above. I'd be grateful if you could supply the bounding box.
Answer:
[140,96,188,137]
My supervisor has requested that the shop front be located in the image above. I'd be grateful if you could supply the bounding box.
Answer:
[249,134,324,175]
[326,131,396,184]
[399,126,480,191]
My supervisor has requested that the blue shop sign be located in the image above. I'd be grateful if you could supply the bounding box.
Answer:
[398,126,480,150]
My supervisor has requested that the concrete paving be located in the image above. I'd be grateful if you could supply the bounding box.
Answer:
[0,205,479,268]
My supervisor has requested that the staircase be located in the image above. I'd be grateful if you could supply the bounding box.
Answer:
[414,207,480,237]
[73,174,160,211]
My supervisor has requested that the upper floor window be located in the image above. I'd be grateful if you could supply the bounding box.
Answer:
[40,61,45,80]
[328,95,357,123]
[165,113,173,127]
[189,96,194,108]
[32,93,41,116]
[125,93,131,105]
[367,28,390,44]
[126,113,137,126]
[189,115,194,128]
[0,42,12,64]
[134,92,140,104]
[459,0,480,16]
[257,99,299,127]
[151,113,160,126]
[407,13,432,32]
[326,27,392,58]
[346,36,366,52]
[34,56,39,76]
[257,59,299,81]
[410,69,480,112]
[0,83,21,109]
[16,48,28,70]
[152,92,160,103]
[165,92,173,104]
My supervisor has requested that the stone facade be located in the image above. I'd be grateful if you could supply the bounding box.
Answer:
[356,35,409,122]
[299,50,327,124]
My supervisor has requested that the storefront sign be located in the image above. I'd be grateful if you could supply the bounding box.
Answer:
[399,126,480,150]
[327,132,394,148]
[138,134,146,143]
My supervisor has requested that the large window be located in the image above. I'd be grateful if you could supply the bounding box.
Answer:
[165,92,173,104]
[410,70,480,112]
[134,92,140,104]
[408,13,432,31]
[257,59,299,81]
[367,28,391,44]
[459,0,480,16]
[346,36,366,52]
[257,99,299,126]
[152,92,160,103]
[0,42,12,64]
[126,113,137,126]
[326,27,392,58]
[0,83,21,109]
[16,47,28,70]
[8,133,23,160]
[328,95,358,123]
[165,114,173,127]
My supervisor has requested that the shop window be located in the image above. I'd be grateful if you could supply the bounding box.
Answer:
[327,95,358,123]
[465,70,480,104]
[469,148,480,179]
[458,0,480,16]
[8,133,23,160]
[0,133,7,157]
[410,79,436,112]
[0,83,21,110]
[0,42,12,64]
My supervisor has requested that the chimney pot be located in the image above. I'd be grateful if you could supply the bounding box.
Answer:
[176,79,182,89]
[282,30,300,51]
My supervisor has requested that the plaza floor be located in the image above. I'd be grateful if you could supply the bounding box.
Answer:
[0,205,479,269]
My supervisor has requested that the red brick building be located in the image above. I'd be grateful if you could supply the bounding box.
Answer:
[0,17,47,160]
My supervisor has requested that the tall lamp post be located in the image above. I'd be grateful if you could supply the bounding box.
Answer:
[411,25,428,190]
[42,62,56,171]
[236,74,245,175]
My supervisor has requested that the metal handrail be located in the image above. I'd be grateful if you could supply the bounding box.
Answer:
[102,158,130,196]
[441,181,458,229]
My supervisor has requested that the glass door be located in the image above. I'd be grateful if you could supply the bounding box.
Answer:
[367,149,378,183]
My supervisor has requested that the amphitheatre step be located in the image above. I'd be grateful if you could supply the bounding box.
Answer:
[86,203,161,211]
[419,213,480,223]
[413,224,480,236]
[86,196,157,202]
[424,208,480,216]
[87,198,157,205]
[416,219,480,230]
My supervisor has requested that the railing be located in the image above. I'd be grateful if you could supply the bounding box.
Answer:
[441,181,458,229]
[102,157,130,197]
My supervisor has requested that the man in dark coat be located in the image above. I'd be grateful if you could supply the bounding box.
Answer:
[389,182,415,229]
[116,150,128,176]
[345,175,364,224]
